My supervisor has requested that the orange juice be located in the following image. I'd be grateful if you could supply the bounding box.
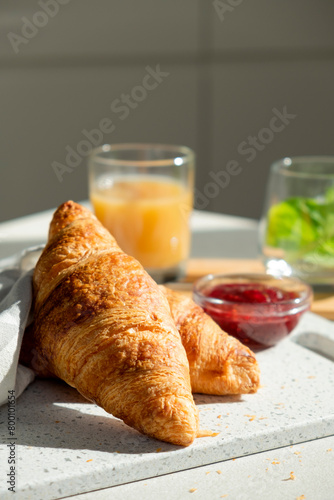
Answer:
[91,177,193,269]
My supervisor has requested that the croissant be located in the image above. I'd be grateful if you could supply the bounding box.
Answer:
[25,201,199,446]
[24,286,261,396]
[160,286,260,395]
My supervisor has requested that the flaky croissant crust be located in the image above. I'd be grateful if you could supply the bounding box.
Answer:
[161,286,260,395]
[30,201,199,446]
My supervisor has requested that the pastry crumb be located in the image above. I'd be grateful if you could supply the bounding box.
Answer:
[283,471,295,481]
[189,488,197,493]
[245,414,256,421]
[326,448,332,452]
[216,470,222,474]
[197,429,220,438]
[296,495,305,500]
[86,459,93,463]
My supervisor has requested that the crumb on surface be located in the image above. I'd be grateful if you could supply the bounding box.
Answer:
[197,429,220,438]
[189,488,197,493]
[283,471,295,481]
[244,414,256,421]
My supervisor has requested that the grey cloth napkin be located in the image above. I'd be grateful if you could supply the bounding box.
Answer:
[0,247,43,406]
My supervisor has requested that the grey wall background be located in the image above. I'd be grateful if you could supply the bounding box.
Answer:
[1,0,334,223]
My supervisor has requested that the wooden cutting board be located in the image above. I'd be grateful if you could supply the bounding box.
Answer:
[184,258,334,321]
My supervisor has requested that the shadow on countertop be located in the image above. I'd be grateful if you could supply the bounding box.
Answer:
[4,378,235,455]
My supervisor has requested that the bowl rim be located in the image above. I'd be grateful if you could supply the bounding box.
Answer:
[193,272,313,313]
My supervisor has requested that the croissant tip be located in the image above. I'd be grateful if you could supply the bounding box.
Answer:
[59,200,79,210]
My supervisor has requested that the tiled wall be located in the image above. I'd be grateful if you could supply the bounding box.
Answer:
[1,1,334,222]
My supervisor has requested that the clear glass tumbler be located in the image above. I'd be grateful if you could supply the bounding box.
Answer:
[260,156,334,289]
[88,143,195,283]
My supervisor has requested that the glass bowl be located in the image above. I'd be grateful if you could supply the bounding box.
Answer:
[193,273,312,349]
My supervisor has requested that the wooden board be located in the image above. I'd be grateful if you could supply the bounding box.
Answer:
[184,258,334,321]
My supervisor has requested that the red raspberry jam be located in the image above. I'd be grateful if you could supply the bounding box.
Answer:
[201,283,302,349]
[208,283,298,304]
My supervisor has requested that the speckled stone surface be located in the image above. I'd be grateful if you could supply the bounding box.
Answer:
[1,312,334,500]
[74,435,334,500]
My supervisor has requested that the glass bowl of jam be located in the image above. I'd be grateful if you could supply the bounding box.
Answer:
[193,273,312,349]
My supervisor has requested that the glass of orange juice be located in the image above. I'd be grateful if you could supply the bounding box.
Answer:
[88,143,195,283]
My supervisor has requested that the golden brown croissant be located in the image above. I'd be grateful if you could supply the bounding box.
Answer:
[160,286,260,395]
[26,201,199,446]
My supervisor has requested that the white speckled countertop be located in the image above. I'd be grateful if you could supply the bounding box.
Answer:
[0,312,333,500]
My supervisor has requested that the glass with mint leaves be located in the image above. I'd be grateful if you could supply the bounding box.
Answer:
[260,156,334,289]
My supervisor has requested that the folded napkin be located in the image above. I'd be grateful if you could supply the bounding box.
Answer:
[0,247,43,406]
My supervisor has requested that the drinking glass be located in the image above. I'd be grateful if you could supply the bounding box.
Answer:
[260,156,334,289]
[88,143,195,283]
